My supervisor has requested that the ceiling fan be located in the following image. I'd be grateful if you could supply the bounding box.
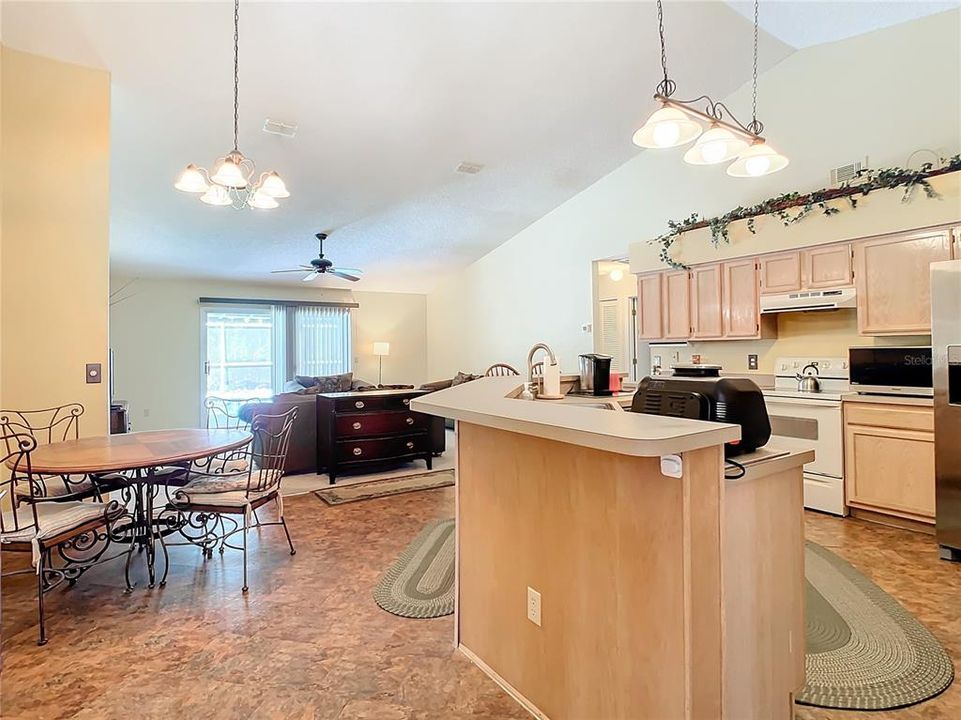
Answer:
[271,232,363,283]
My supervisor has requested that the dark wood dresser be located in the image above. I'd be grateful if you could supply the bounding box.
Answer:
[316,389,445,483]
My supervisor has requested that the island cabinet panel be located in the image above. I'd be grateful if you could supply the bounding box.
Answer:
[759,251,802,294]
[690,265,724,339]
[661,270,691,339]
[844,402,935,523]
[722,259,761,338]
[636,272,663,340]
[803,243,853,289]
[855,230,953,335]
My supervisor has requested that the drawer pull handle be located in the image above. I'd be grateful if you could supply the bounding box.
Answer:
[405,417,414,425]
[406,441,415,450]
[402,399,410,406]
[352,447,363,456]
[352,422,362,430]
[355,401,365,409]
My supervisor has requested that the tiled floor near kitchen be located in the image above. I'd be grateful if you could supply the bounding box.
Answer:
[2,490,960,719]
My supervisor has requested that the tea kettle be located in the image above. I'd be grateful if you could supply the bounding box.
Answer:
[796,362,821,393]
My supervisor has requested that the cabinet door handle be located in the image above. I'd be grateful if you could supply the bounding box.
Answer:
[352,422,362,430]
[352,447,363,456]
[405,417,414,425]
[355,401,365,409]
[406,441,415,450]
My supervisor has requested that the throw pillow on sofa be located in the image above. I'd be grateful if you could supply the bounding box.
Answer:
[300,372,353,393]
[451,371,482,386]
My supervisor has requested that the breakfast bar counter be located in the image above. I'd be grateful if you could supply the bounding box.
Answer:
[412,377,811,720]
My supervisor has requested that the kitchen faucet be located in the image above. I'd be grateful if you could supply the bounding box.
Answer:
[526,342,558,394]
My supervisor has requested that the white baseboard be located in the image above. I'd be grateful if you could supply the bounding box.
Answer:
[458,644,551,720]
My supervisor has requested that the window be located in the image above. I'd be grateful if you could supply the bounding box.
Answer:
[292,305,352,377]
[203,308,275,400]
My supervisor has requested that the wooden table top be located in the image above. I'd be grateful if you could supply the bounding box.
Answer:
[11,428,252,475]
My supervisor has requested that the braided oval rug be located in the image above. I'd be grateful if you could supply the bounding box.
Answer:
[374,518,455,619]
[798,541,954,710]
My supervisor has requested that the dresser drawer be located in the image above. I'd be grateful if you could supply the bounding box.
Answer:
[335,411,426,437]
[334,395,415,413]
[336,433,428,463]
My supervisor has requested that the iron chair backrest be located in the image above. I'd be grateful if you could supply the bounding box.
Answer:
[205,397,263,431]
[485,363,520,377]
[0,404,83,448]
[531,362,544,377]
[246,407,298,495]
[0,431,39,536]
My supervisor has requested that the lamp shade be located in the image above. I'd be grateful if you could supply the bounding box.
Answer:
[373,342,390,357]
[211,155,248,187]
[632,106,702,149]
[259,171,290,198]
[683,125,749,165]
[248,191,279,209]
[174,164,209,193]
[727,141,790,177]
[199,184,231,206]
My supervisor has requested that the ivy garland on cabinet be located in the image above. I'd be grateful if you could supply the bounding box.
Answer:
[653,154,961,269]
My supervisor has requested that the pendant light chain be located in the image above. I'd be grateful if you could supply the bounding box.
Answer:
[233,0,240,153]
[747,0,764,136]
[655,0,675,98]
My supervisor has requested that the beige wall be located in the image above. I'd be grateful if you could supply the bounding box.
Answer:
[426,11,961,378]
[1,48,111,434]
[108,275,428,431]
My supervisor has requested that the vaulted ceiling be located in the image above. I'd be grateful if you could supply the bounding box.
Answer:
[3,2,953,292]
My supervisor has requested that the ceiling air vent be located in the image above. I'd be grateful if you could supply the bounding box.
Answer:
[263,119,298,138]
[830,157,868,186]
[455,161,484,175]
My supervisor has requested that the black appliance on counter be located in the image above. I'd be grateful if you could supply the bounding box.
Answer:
[849,346,933,397]
[577,353,613,396]
[630,376,771,457]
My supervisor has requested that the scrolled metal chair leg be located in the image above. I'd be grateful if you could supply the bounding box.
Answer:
[37,555,48,646]
[281,516,296,556]
[241,516,249,594]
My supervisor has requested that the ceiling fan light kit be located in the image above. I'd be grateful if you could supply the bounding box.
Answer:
[174,0,289,209]
[634,0,789,177]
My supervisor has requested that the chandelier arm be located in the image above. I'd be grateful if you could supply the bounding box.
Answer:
[656,94,764,142]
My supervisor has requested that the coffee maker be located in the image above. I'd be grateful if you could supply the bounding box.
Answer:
[578,354,613,396]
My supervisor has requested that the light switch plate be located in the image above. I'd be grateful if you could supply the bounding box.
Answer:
[85,363,102,384]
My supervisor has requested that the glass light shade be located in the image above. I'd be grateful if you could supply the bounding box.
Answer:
[259,171,289,198]
[248,191,279,209]
[609,269,624,282]
[174,164,209,193]
[727,141,790,177]
[373,341,390,357]
[683,126,750,165]
[200,185,231,206]
[211,156,248,187]
[632,106,702,149]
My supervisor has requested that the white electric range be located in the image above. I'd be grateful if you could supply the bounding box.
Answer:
[762,357,850,516]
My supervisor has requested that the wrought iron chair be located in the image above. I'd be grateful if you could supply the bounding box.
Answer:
[0,430,129,645]
[484,363,520,377]
[166,407,298,593]
[0,404,125,504]
[531,361,544,377]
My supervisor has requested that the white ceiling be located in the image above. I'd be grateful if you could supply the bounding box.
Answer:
[727,1,960,49]
[3,2,951,292]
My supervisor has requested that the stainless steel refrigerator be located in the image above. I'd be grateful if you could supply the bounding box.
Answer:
[933,260,961,560]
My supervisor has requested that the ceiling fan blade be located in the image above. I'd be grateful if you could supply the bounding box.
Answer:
[332,267,364,275]
[301,272,320,282]
[272,268,313,274]
[328,271,360,282]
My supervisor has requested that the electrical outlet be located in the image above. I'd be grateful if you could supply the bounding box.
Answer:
[748,354,759,370]
[527,586,542,627]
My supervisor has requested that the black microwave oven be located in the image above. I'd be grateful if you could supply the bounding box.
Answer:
[848,346,933,397]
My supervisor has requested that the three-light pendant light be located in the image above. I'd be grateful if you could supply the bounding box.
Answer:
[633,0,788,177]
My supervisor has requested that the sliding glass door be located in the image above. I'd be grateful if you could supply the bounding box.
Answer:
[202,307,276,402]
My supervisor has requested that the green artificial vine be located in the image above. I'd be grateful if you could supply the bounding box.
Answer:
[653,155,961,269]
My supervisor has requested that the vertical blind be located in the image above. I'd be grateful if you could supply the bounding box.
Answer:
[293,305,352,378]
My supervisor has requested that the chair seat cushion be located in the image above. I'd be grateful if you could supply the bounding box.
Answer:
[172,487,273,508]
[14,474,95,500]
[1,501,119,544]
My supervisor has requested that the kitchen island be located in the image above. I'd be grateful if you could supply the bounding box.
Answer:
[412,376,812,720]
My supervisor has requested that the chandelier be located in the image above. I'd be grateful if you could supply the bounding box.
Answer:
[174,0,289,209]
[632,0,788,177]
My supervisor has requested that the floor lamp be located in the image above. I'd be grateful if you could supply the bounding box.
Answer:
[373,342,390,386]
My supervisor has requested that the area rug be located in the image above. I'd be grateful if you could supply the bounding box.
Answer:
[797,541,954,710]
[374,518,454,619]
[314,470,455,506]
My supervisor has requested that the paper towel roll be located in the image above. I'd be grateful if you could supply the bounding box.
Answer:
[542,359,562,397]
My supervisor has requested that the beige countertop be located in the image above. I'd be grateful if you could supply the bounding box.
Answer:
[841,392,934,408]
[411,376,740,458]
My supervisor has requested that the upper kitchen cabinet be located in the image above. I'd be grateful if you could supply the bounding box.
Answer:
[759,251,802,294]
[803,244,853,289]
[690,264,724,339]
[722,259,777,339]
[855,229,953,335]
[661,270,691,340]
[636,272,663,340]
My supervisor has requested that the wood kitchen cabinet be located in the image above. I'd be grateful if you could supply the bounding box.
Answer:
[690,264,724,339]
[721,258,776,339]
[636,272,663,340]
[661,270,691,340]
[803,244,853,289]
[759,252,802,294]
[844,401,935,524]
[855,229,953,335]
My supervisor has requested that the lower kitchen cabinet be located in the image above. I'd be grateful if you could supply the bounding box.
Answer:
[843,402,935,524]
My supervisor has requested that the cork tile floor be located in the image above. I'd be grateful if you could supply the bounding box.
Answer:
[2,490,961,720]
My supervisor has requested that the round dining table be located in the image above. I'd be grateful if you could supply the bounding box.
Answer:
[19,428,252,590]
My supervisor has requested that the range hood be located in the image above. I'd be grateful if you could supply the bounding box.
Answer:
[760,287,857,314]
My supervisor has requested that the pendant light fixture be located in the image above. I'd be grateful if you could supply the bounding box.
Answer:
[174,0,290,208]
[633,0,788,178]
